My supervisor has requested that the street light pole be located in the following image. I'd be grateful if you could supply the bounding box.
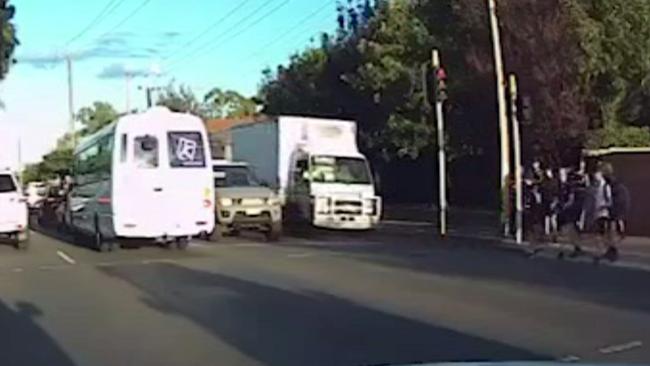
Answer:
[66,55,76,149]
[432,49,447,238]
[487,0,511,236]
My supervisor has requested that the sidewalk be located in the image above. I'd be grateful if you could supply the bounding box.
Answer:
[383,204,650,271]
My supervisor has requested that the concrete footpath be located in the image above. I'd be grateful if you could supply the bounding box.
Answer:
[383,204,650,271]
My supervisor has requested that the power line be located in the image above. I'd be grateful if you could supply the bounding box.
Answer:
[247,0,334,60]
[168,0,291,73]
[94,0,153,41]
[63,0,126,47]
[162,0,254,61]
[165,0,283,69]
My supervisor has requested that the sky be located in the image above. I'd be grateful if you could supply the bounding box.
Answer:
[0,0,337,168]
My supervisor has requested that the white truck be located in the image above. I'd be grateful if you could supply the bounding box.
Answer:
[224,116,381,230]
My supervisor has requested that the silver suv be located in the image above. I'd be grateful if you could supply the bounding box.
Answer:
[211,160,282,241]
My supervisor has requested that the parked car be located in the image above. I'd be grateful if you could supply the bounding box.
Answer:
[25,181,47,211]
[0,170,29,249]
[211,160,282,241]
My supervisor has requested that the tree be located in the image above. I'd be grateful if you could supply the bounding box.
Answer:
[76,101,119,135]
[0,0,18,80]
[203,87,257,119]
[156,84,207,118]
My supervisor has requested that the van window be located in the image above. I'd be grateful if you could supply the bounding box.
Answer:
[168,131,206,168]
[0,175,17,193]
[120,134,127,163]
[134,135,159,169]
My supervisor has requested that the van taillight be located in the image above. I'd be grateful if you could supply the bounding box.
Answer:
[203,199,212,208]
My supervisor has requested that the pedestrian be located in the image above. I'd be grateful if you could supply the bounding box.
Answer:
[523,170,546,256]
[584,168,613,261]
[540,168,560,242]
[556,167,584,258]
[602,164,630,262]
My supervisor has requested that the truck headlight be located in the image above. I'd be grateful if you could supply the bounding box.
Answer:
[220,198,233,207]
[313,196,331,214]
[267,197,281,206]
[363,198,377,215]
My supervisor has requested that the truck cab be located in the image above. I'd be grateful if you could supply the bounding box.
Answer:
[287,152,381,230]
[212,160,282,241]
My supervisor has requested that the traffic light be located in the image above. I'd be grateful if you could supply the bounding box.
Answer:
[519,95,533,125]
[434,67,448,102]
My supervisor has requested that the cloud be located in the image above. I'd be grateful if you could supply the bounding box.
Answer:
[97,63,156,79]
[16,30,181,68]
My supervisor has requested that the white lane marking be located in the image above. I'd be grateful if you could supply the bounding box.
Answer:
[233,243,266,248]
[381,220,433,227]
[142,258,177,265]
[287,253,314,259]
[56,251,76,265]
[599,340,643,355]
[558,355,581,362]
[12,267,23,272]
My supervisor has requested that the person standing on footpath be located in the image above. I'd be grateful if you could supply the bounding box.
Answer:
[601,163,630,262]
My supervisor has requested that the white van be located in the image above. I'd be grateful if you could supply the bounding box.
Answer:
[0,170,29,249]
[66,107,215,251]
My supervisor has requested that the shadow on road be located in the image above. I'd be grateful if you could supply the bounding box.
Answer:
[280,230,650,315]
[0,299,76,366]
[101,263,547,366]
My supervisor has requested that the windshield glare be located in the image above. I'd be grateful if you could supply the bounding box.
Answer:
[310,156,372,185]
[214,166,259,188]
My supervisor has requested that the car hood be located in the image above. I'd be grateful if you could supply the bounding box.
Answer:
[216,186,275,199]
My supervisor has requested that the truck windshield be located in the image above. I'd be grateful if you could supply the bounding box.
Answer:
[311,156,372,185]
[213,166,260,188]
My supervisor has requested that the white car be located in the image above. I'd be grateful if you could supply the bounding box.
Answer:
[25,181,47,210]
[0,171,29,249]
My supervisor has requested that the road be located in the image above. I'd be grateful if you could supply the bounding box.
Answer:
[1,222,649,366]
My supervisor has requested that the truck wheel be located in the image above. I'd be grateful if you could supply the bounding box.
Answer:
[208,225,223,242]
[175,237,190,250]
[265,223,282,242]
[15,231,30,250]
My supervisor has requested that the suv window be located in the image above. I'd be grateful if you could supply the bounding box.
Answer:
[0,175,17,193]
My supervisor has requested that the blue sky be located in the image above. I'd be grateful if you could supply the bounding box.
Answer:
[0,0,337,166]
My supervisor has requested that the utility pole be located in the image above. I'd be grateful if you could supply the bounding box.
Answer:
[487,0,511,236]
[125,72,132,113]
[509,74,523,244]
[432,49,447,238]
[139,85,163,108]
[66,55,76,149]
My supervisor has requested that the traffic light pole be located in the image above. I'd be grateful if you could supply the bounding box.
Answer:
[432,49,447,238]
[509,74,523,244]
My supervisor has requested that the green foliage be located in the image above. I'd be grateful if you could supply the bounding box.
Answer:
[203,87,257,119]
[571,0,650,130]
[156,84,207,118]
[156,84,258,120]
[22,101,118,182]
[0,0,18,80]
[76,101,119,135]
[586,123,650,149]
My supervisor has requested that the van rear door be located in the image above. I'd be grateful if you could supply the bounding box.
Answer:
[162,131,213,236]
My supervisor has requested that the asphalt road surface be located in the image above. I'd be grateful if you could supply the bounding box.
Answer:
[1,222,649,366]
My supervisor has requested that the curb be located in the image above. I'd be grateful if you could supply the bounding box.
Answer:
[447,231,650,272]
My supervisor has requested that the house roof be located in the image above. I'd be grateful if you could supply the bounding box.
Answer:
[205,115,268,133]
